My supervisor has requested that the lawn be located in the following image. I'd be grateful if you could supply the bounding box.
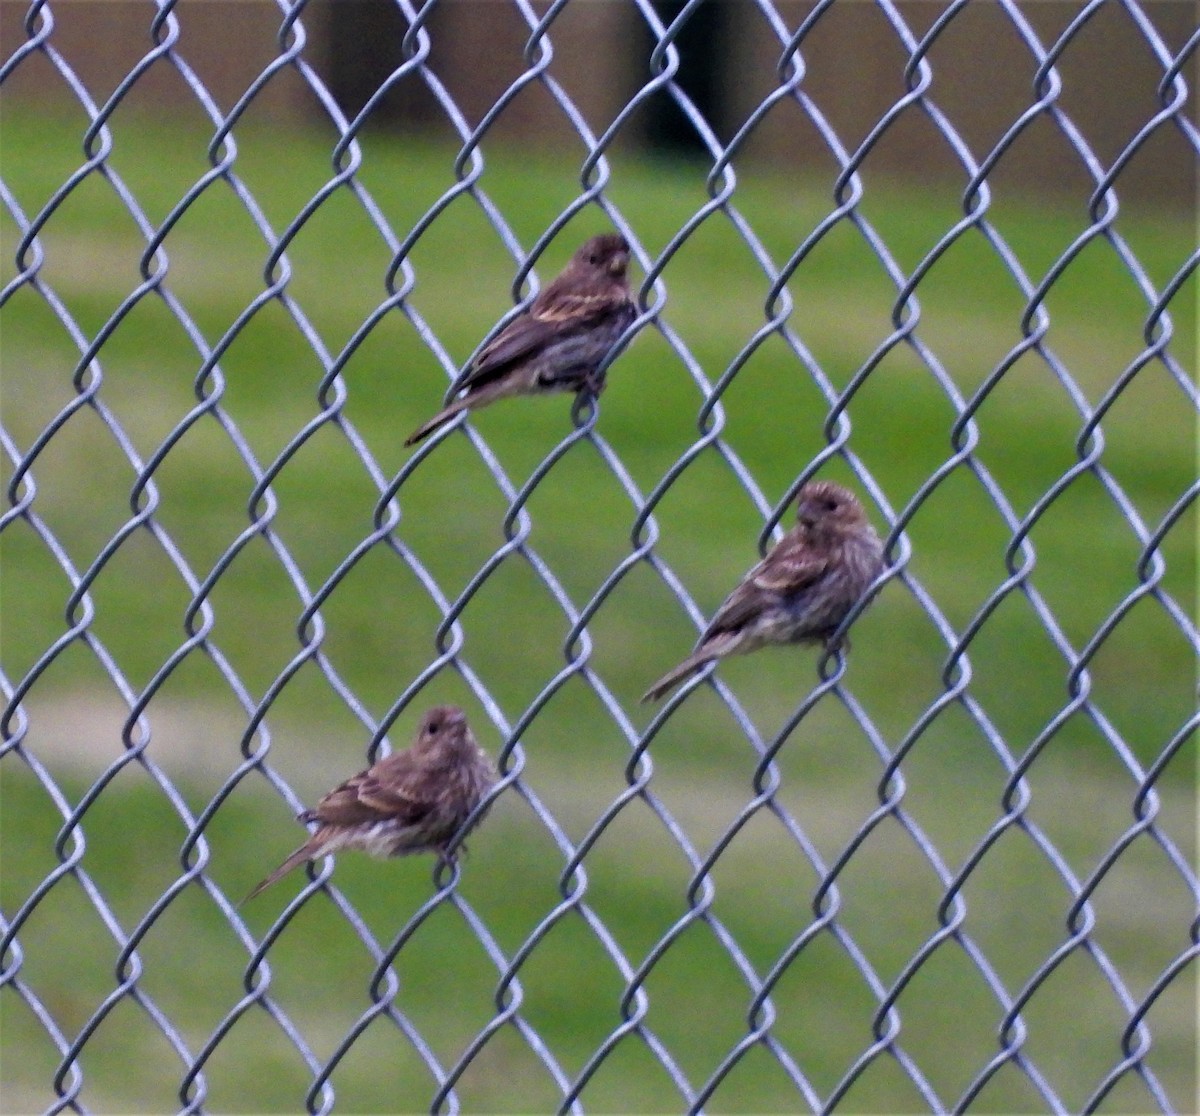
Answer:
[1,103,1195,1114]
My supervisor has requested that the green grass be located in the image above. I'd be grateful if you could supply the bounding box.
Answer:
[1,107,1196,1113]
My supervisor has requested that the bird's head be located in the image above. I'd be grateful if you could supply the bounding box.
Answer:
[794,481,868,533]
[574,233,631,280]
[414,705,470,753]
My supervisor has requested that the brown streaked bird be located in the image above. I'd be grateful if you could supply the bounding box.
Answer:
[642,481,886,702]
[404,233,636,446]
[243,706,496,902]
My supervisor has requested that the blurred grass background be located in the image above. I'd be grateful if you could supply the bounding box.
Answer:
[1,106,1196,1114]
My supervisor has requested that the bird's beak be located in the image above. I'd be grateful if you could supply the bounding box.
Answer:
[609,254,628,276]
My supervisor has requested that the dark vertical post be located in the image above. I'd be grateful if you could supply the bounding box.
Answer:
[643,0,729,156]
[320,0,436,124]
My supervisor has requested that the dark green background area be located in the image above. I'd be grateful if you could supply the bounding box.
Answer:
[1,110,1195,1113]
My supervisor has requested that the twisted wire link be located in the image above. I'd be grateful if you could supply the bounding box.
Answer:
[864,2,1193,1108]
[618,0,1197,1108]
[665,0,1059,1103]
[2,0,1196,1113]
[950,4,1197,1105]
[1,0,458,1106]
[596,8,961,1105]
[148,0,592,1106]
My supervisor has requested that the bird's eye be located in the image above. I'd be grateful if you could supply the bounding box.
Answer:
[427,720,441,734]
[823,498,839,512]
[589,254,599,265]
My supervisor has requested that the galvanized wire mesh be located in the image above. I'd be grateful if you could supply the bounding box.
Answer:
[2,0,1197,1113]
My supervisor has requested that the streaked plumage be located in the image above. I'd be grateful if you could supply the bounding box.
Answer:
[405,233,635,446]
[642,481,885,702]
[243,706,496,902]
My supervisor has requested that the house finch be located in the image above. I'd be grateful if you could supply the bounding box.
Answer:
[642,481,886,702]
[243,706,496,902]
[404,233,636,446]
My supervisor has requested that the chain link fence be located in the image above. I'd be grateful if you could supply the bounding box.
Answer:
[2,0,1197,1112]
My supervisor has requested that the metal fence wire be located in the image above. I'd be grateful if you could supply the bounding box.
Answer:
[1,0,1197,1112]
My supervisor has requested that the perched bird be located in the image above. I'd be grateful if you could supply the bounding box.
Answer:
[404,233,636,446]
[642,481,886,702]
[243,706,496,902]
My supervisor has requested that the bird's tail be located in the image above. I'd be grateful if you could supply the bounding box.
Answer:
[641,652,716,703]
[404,395,473,447]
[240,841,315,905]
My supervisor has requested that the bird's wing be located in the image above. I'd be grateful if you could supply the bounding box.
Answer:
[530,288,624,323]
[310,753,431,827]
[459,313,558,388]
[459,288,623,390]
[701,535,828,638]
[748,533,829,593]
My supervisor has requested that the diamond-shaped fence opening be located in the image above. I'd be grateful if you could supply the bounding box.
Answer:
[1,0,1196,1113]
